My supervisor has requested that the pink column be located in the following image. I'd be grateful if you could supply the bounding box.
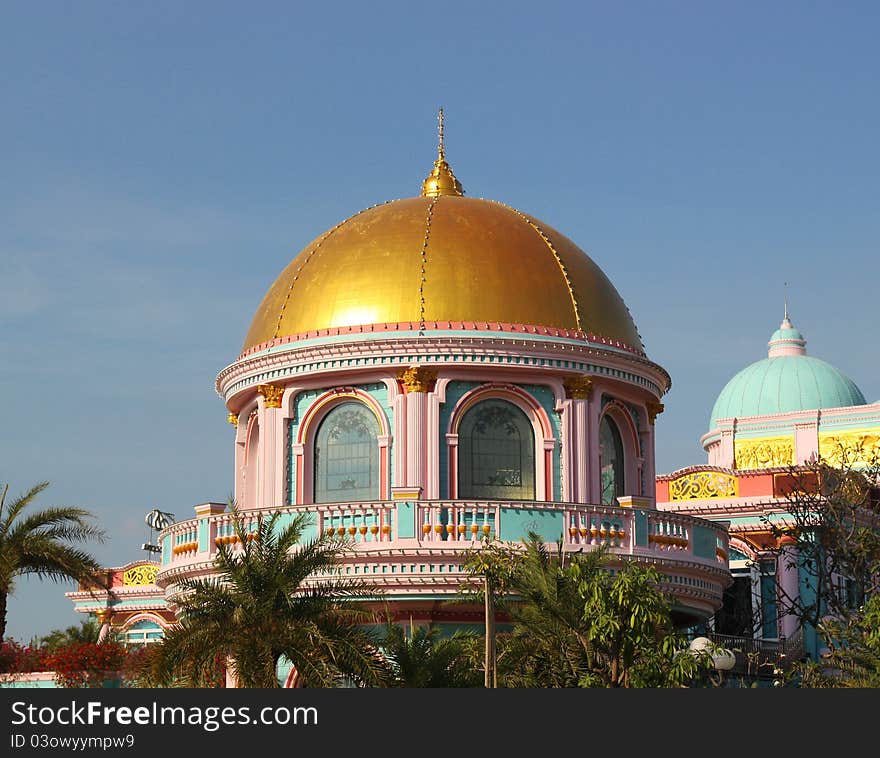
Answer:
[425,392,441,499]
[778,539,801,640]
[392,391,407,489]
[562,377,593,504]
[257,385,284,509]
[559,398,574,502]
[587,390,602,504]
[794,420,819,464]
[719,427,735,468]
[233,414,247,507]
[395,368,437,499]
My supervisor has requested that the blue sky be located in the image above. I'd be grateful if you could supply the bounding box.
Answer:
[2,1,878,642]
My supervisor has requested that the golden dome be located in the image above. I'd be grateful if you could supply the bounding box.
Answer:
[242,195,643,353]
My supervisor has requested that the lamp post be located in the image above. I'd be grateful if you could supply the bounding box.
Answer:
[689,636,736,686]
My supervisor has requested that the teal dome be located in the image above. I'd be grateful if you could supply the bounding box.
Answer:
[709,317,866,430]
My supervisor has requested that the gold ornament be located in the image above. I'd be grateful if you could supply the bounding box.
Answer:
[818,429,880,467]
[257,384,284,408]
[398,366,438,393]
[734,437,794,470]
[646,400,664,425]
[563,376,593,400]
[122,564,159,586]
[669,471,738,501]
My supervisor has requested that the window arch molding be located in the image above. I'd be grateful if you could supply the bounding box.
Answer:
[597,399,641,504]
[446,384,555,501]
[118,613,170,634]
[294,388,390,504]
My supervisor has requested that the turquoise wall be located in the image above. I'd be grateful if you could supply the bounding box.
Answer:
[633,511,648,546]
[499,507,563,543]
[396,501,417,539]
[692,526,717,560]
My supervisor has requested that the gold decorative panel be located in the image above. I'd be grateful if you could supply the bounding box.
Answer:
[122,564,159,586]
[669,471,738,501]
[734,436,794,470]
[818,428,880,467]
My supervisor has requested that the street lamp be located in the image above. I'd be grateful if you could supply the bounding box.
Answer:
[689,636,736,685]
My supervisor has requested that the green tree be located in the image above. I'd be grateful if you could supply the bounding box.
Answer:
[461,536,518,687]
[379,617,482,687]
[147,506,390,688]
[472,534,709,688]
[0,481,105,644]
[36,619,100,651]
[765,453,880,634]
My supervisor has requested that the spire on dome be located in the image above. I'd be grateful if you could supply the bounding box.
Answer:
[783,282,789,322]
[421,108,464,198]
[768,304,807,358]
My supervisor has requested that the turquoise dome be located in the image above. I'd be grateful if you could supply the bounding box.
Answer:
[709,317,866,429]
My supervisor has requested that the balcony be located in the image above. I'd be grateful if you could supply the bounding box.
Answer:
[156,499,731,624]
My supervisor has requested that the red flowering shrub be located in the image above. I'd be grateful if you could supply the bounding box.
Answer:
[46,641,128,688]
[0,641,52,674]
[1,640,226,688]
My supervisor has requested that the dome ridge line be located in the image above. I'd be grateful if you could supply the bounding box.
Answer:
[417,194,442,335]
[485,199,584,334]
[269,200,393,343]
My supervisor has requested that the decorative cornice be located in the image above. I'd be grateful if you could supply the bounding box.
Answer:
[217,333,671,404]
[563,375,593,400]
[397,366,438,393]
[257,384,284,408]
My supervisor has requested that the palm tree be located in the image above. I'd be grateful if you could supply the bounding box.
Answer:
[0,481,105,644]
[380,617,482,687]
[36,619,101,651]
[483,534,710,687]
[148,506,390,688]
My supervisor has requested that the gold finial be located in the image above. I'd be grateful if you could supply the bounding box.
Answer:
[421,107,463,198]
[437,107,445,161]
[783,282,789,322]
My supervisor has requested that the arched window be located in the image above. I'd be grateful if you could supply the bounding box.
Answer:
[458,399,535,500]
[599,415,625,505]
[314,402,380,503]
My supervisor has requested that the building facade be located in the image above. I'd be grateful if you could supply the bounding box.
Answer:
[68,120,732,681]
[657,312,880,665]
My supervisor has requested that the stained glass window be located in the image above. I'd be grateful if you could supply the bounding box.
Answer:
[600,415,625,505]
[458,399,535,500]
[314,402,380,503]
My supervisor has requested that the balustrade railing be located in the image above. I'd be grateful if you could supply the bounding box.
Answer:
[159,500,730,572]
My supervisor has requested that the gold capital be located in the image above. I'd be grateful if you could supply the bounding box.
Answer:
[257,384,284,408]
[646,400,664,425]
[95,609,112,624]
[227,412,239,426]
[563,376,593,400]
[398,366,438,393]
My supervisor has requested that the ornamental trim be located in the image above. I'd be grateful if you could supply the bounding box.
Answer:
[668,471,739,501]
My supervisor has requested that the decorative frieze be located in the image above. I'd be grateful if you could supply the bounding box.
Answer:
[734,436,794,469]
[818,428,880,466]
